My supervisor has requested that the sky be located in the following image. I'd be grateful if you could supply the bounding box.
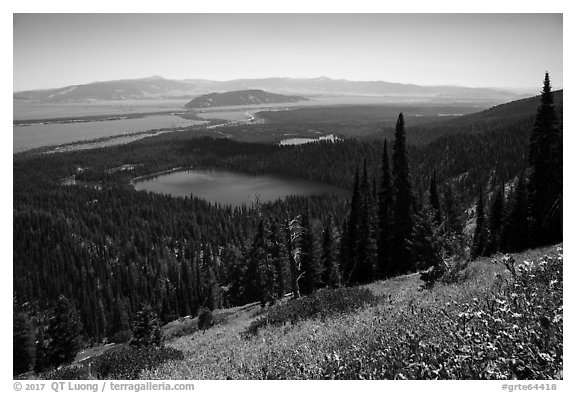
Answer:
[13,13,563,92]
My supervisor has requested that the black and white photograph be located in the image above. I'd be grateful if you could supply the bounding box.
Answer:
[9,5,566,389]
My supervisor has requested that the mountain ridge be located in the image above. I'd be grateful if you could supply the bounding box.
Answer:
[184,89,307,108]
[14,76,526,103]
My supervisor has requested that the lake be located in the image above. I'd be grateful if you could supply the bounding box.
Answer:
[133,169,350,207]
[13,114,205,153]
[279,134,340,146]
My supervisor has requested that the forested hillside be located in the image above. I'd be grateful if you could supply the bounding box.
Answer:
[252,90,562,144]
[13,77,562,377]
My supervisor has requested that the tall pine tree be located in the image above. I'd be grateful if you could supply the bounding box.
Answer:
[429,169,442,224]
[527,72,562,246]
[321,219,341,288]
[13,306,32,376]
[342,169,361,281]
[442,184,464,236]
[501,173,530,253]
[46,295,83,368]
[284,216,301,299]
[409,208,443,271]
[349,160,377,285]
[485,185,505,255]
[203,253,222,310]
[298,211,321,295]
[34,323,49,374]
[391,113,414,275]
[131,303,162,347]
[270,220,289,300]
[246,220,273,306]
[377,139,392,279]
[471,189,488,259]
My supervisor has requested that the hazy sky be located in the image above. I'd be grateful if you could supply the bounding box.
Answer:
[13,13,563,92]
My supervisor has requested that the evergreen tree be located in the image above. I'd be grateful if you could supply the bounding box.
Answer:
[198,245,221,311]
[108,297,131,343]
[342,170,361,280]
[204,259,221,311]
[337,219,348,275]
[246,220,273,306]
[270,221,289,300]
[94,299,108,342]
[377,139,393,279]
[414,187,424,213]
[485,185,505,255]
[284,217,301,299]
[224,248,248,307]
[408,208,443,271]
[46,295,83,368]
[34,324,49,374]
[13,308,32,376]
[442,184,464,236]
[429,169,442,223]
[191,254,204,312]
[471,189,488,259]
[527,72,562,246]
[259,255,276,307]
[349,160,377,285]
[501,173,530,253]
[391,113,414,274]
[131,303,162,347]
[298,211,321,295]
[178,262,193,316]
[321,219,341,288]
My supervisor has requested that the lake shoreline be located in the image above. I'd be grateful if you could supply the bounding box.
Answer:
[130,167,187,185]
[132,168,351,208]
[13,114,207,154]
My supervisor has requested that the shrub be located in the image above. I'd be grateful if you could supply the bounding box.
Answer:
[41,364,90,380]
[92,346,184,379]
[110,329,132,344]
[440,255,471,285]
[40,345,184,380]
[419,260,447,289]
[320,247,563,380]
[162,317,198,340]
[198,308,214,331]
[245,287,377,336]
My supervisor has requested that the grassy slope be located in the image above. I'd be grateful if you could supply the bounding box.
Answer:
[143,245,562,380]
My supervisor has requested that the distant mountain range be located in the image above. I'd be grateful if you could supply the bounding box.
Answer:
[184,90,307,109]
[14,75,526,103]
